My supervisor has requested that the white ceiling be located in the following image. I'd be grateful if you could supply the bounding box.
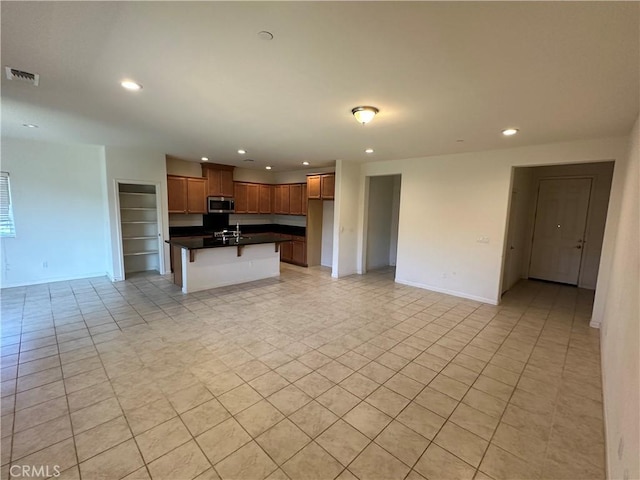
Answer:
[2,2,638,171]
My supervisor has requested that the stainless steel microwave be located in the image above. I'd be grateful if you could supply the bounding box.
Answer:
[207,196,235,213]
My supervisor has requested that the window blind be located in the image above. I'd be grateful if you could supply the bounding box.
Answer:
[0,172,16,237]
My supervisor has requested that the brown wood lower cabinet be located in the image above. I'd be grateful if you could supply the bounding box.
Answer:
[280,235,307,266]
[280,240,293,263]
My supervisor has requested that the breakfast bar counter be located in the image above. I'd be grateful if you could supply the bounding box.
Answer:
[166,233,292,293]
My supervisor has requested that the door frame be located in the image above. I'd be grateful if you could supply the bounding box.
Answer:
[361,174,402,275]
[501,189,519,294]
[113,179,165,281]
[527,174,596,287]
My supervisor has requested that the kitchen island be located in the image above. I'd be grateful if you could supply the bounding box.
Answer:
[166,233,292,293]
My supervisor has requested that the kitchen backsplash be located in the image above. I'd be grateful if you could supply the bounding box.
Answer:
[228,214,272,225]
[168,213,203,227]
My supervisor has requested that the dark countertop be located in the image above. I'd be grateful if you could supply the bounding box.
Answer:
[166,233,293,250]
[169,224,306,238]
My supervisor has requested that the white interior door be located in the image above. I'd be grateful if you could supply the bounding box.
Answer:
[529,178,591,285]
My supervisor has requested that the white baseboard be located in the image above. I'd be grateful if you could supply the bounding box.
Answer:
[395,278,499,305]
[1,271,109,289]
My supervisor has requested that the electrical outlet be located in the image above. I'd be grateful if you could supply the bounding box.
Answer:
[476,235,490,243]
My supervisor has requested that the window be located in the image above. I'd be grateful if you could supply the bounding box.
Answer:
[0,172,16,237]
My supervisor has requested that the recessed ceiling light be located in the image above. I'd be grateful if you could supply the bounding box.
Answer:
[237,149,246,155]
[244,158,255,163]
[502,128,519,136]
[265,166,272,170]
[302,161,310,166]
[22,123,38,128]
[257,31,274,41]
[456,139,464,143]
[201,157,209,161]
[365,148,374,154]
[121,80,142,91]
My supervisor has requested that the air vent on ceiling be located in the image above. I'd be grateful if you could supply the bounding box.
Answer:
[5,67,40,86]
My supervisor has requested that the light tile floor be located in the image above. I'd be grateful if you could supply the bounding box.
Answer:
[1,265,605,480]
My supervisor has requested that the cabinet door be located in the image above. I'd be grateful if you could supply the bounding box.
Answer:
[274,185,288,214]
[307,175,321,199]
[259,184,272,214]
[234,183,248,213]
[289,184,302,215]
[220,170,234,197]
[301,184,307,215]
[292,240,306,266]
[247,184,259,214]
[205,168,221,196]
[280,185,291,214]
[167,176,187,213]
[321,174,335,199]
[186,178,206,213]
[280,240,293,262]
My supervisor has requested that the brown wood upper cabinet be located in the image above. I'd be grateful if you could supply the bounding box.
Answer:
[247,184,259,214]
[321,173,335,199]
[289,184,303,215]
[234,182,248,213]
[307,173,335,200]
[301,184,307,215]
[167,175,206,214]
[307,175,321,199]
[234,182,306,215]
[202,163,235,197]
[259,184,272,214]
[235,183,267,214]
[275,184,291,215]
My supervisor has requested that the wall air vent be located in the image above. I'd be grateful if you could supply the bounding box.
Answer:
[5,67,40,86]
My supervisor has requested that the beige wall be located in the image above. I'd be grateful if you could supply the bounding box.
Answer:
[598,117,639,480]
[0,138,108,287]
[352,136,626,304]
[333,159,361,277]
[104,146,169,280]
[233,167,274,184]
[273,166,334,184]
[166,156,202,177]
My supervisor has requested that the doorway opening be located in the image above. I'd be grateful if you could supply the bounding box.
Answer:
[306,198,334,269]
[364,175,401,274]
[116,182,164,279]
[501,162,614,295]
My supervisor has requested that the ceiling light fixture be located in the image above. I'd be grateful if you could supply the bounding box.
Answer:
[121,80,142,91]
[352,106,379,125]
[302,161,310,166]
[22,123,38,128]
[265,166,272,170]
[257,31,274,41]
[502,128,519,136]
[237,149,246,155]
[201,157,209,161]
[365,148,374,154]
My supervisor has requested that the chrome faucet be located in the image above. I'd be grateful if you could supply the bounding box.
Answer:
[214,223,241,242]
